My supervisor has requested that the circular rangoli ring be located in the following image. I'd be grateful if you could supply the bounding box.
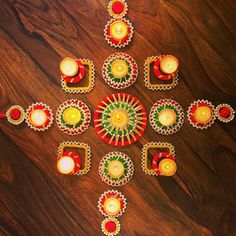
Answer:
[215,103,235,123]
[101,217,121,236]
[56,99,91,135]
[149,99,184,135]
[94,93,147,146]
[99,151,134,187]
[102,53,138,89]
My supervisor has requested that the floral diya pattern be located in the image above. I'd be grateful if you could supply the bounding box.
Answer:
[94,93,147,146]
[102,52,138,89]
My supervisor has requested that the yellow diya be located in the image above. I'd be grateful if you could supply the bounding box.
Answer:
[158,109,177,127]
[62,107,81,126]
[111,59,129,79]
[159,158,177,176]
[57,156,75,175]
[60,57,79,77]
[104,198,121,216]
[193,106,213,124]
[160,55,179,75]
[110,20,128,41]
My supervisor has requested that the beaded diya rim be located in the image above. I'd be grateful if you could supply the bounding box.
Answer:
[108,0,128,18]
[149,99,184,135]
[187,99,216,129]
[56,99,91,136]
[25,102,54,131]
[58,141,91,175]
[144,56,179,91]
[142,142,176,176]
[61,59,95,94]
[215,103,235,123]
[104,18,134,48]
[94,93,147,146]
[101,217,121,236]
[6,105,25,125]
[98,190,127,217]
[102,52,138,89]
[99,151,134,187]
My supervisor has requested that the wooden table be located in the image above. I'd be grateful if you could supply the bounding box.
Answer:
[0,1,236,235]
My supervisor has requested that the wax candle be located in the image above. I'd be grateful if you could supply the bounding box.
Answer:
[57,156,75,175]
[159,159,177,176]
[158,108,177,127]
[60,57,79,77]
[63,107,81,125]
[29,110,47,126]
[111,59,128,78]
[110,110,128,128]
[194,106,213,124]
[110,20,128,40]
[104,197,121,216]
[107,160,125,178]
[160,55,179,74]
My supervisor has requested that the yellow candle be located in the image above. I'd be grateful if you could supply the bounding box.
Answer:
[60,57,79,77]
[110,20,128,40]
[111,60,128,78]
[110,110,128,128]
[63,107,81,125]
[158,109,177,127]
[29,109,47,126]
[159,159,177,176]
[57,156,75,175]
[160,55,179,74]
[194,106,213,124]
[108,160,125,178]
[104,197,121,216]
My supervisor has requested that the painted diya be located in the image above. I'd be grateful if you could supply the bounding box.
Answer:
[108,0,128,18]
[98,190,127,217]
[94,93,147,146]
[99,151,134,186]
[102,53,138,89]
[101,217,121,236]
[60,57,95,94]
[6,105,25,125]
[57,141,91,175]
[187,100,216,129]
[215,103,235,123]
[56,99,91,135]
[104,18,134,48]
[149,99,184,135]
[144,55,179,90]
[25,102,53,131]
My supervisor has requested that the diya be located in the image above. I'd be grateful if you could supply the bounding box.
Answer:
[108,0,128,18]
[215,103,235,123]
[5,105,25,125]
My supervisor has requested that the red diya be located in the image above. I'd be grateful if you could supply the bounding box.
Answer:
[98,190,127,217]
[187,100,216,129]
[104,18,134,48]
[215,103,235,123]
[101,217,121,236]
[94,93,147,146]
[25,102,53,131]
[108,0,128,18]
[5,105,25,125]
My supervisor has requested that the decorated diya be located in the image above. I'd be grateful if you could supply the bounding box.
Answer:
[149,99,184,135]
[104,18,134,48]
[98,190,127,217]
[142,142,177,176]
[94,93,147,146]
[108,0,128,18]
[57,141,91,176]
[5,105,25,125]
[187,100,216,129]
[144,55,179,90]
[215,103,235,123]
[56,99,91,135]
[25,102,53,131]
[60,57,95,94]
[99,151,134,186]
[102,53,138,89]
[101,217,121,236]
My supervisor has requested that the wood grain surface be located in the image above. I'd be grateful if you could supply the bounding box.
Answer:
[0,0,236,235]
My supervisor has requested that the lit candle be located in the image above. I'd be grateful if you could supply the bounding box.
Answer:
[107,160,125,178]
[63,107,81,125]
[110,110,128,128]
[29,109,47,126]
[60,57,79,77]
[57,156,75,175]
[158,109,177,127]
[111,59,128,78]
[159,159,177,176]
[160,55,179,74]
[104,197,121,216]
[194,106,213,124]
[110,20,128,40]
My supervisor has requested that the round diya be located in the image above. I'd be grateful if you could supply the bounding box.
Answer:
[99,151,134,186]
[98,190,127,217]
[94,93,147,146]
[108,0,128,18]
[102,53,138,89]
[101,217,121,236]
[6,105,25,125]
[104,18,134,48]
[149,99,184,135]
[215,103,235,123]
[56,99,91,135]
[187,100,216,129]
[25,102,53,131]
